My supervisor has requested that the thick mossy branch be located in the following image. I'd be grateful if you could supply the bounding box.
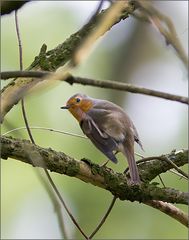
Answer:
[1,2,136,122]
[1,136,188,205]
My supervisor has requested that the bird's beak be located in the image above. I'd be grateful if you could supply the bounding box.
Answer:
[60,105,69,109]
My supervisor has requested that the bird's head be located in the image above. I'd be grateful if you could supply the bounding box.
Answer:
[61,93,93,122]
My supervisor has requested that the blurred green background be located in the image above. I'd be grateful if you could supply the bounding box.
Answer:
[1,1,188,239]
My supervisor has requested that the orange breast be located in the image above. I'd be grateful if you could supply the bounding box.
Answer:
[67,98,93,122]
[68,107,83,122]
[80,99,93,112]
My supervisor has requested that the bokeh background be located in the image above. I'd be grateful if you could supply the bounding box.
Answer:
[1,1,188,239]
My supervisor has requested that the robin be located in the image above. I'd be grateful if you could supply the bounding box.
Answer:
[61,93,143,184]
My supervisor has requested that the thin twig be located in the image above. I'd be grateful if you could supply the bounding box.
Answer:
[30,166,69,239]
[43,168,88,239]
[2,126,87,139]
[14,10,69,240]
[135,152,145,158]
[1,71,188,105]
[126,155,189,180]
[14,11,87,240]
[66,76,189,105]
[135,1,188,69]
[158,174,166,188]
[89,196,117,239]
[15,11,23,70]
[21,99,35,142]
[169,169,188,180]
[163,156,189,179]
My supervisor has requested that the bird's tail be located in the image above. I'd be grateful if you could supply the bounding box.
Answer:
[123,147,141,184]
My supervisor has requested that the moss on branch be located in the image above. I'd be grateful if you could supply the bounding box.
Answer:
[1,136,188,205]
[1,2,136,122]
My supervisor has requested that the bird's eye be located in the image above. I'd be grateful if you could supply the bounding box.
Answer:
[76,98,81,103]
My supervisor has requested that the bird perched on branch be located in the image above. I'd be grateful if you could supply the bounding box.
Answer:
[61,93,143,184]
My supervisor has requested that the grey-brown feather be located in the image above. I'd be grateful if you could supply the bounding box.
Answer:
[80,115,119,163]
[76,94,142,183]
[88,98,143,149]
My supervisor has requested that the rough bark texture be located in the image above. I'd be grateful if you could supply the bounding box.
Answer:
[1,2,136,122]
[1,136,188,205]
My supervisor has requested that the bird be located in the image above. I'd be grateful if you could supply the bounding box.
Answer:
[61,93,143,184]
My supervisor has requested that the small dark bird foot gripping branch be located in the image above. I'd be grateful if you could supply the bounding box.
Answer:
[1,136,188,205]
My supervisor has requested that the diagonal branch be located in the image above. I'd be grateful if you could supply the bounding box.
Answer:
[134,1,188,69]
[144,200,188,227]
[1,1,136,123]
[1,71,188,105]
[65,75,189,105]
[1,136,188,205]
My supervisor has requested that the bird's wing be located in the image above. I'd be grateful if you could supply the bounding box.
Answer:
[80,116,118,163]
[88,105,144,150]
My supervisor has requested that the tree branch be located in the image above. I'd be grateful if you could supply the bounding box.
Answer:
[144,200,188,227]
[1,1,136,123]
[1,136,188,205]
[65,75,189,105]
[1,71,188,105]
[132,152,188,182]
[134,1,188,69]
[0,70,49,79]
